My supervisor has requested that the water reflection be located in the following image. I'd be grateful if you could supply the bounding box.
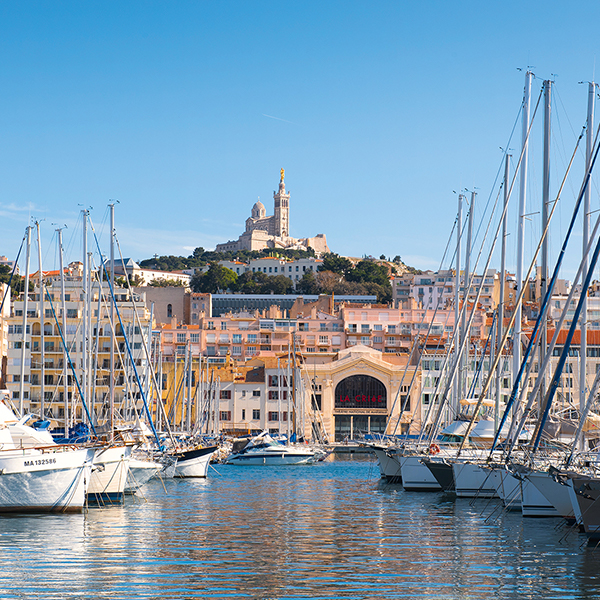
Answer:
[1,457,600,598]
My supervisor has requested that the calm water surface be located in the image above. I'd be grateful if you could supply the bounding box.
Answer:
[1,455,599,599]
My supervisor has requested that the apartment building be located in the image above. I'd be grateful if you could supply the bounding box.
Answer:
[0,283,9,389]
[5,277,152,425]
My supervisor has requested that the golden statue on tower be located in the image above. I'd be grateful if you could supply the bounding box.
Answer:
[280,168,285,181]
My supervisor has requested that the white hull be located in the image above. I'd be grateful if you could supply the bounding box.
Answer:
[369,446,403,481]
[226,449,315,466]
[518,475,559,517]
[452,461,498,498]
[400,455,441,491]
[492,468,522,510]
[525,470,572,518]
[125,458,161,493]
[173,449,216,477]
[0,446,95,513]
[88,445,132,504]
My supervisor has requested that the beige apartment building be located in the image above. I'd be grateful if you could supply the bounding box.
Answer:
[5,277,152,426]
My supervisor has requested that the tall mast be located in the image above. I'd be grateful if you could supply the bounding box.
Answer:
[57,228,68,431]
[81,210,88,421]
[86,251,93,421]
[18,225,32,416]
[186,341,193,432]
[109,202,115,439]
[513,70,532,394]
[539,80,551,417]
[496,154,510,430]
[453,194,463,409]
[460,191,476,400]
[580,81,595,449]
[36,221,45,418]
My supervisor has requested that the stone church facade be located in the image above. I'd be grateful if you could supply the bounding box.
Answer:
[215,170,330,255]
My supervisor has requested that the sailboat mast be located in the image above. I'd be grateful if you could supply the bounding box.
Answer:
[36,221,45,418]
[18,225,32,416]
[453,193,463,409]
[539,80,551,416]
[57,228,68,431]
[81,210,88,423]
[580,81,595,447]
[109,202,115,439]
[514,69,532,397]
[460,192,476,402]
[496,154,510,430]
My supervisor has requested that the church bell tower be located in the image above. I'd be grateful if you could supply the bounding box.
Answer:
[273,168,290,237]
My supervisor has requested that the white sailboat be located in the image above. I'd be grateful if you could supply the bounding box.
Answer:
[0,394,97,512]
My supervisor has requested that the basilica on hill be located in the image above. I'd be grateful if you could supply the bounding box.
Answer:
[215,169,330,255]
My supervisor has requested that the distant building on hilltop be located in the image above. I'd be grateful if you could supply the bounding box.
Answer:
[215,169,330,255]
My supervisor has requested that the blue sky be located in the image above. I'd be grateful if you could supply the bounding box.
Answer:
[1,1,600,277]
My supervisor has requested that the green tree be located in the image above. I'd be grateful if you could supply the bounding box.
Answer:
[0,264,25,297]
[191,263,237,293]
[296,270,319,295]
[318,253,353,276]
[148,278,186,288]
[263,274,294,294]
[347,260,390,287]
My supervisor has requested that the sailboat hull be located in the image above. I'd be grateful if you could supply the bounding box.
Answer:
[172,446,218,477]
[88,445,132,505]
[0,446,95,513]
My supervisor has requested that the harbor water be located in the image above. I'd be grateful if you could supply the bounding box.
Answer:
[2,455,600,599]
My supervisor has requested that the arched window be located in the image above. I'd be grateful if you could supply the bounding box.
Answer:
[167,304,172,318]
[334,375,387,409]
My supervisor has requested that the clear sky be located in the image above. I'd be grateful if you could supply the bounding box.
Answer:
[1,1,600,277]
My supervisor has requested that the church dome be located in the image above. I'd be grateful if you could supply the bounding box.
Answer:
[252,200,266,219]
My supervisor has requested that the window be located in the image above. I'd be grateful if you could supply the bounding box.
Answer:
[190,333,199,344]
[220,390,232,399]
[207,321,215,330]
[252,409,260,420]
[253,390,261,397]
[268,411,279,421]
[268,375,278,387]
[361,324,369,333]
[67,309,78,318]
[348,324,357,333]
[388,325,396,333]
[177,333,186,343]
[320,323,327,331]
[232,334,242,343]
[220,411,231,421]
[221,322,227,330]
[248,333,257,342]
[313,394,322,410]
[374,336,383,344]
[167,304,172,318]
[241,409,246,420]
[361,336,370,344]
[319,335,328,344]
[269,391,279,400]
[332,323,339,331]
[374,324,382,331]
